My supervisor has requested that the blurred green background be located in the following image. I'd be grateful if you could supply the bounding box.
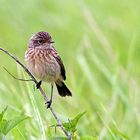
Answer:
[0,0,140,139]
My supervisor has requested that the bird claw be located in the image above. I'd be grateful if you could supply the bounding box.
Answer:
[36,81,42,89]
[45,100,52,108]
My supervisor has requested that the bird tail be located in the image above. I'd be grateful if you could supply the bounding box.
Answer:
[55,82,72,97]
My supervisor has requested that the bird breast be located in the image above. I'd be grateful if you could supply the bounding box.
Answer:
[25,48,61,82]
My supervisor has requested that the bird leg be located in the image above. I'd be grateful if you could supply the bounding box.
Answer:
[36,80,42,89]
[46,83,54,108]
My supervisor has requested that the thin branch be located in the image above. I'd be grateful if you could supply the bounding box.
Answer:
[3,67,33,82]
[0,48,71,139]
[0,48,37,83]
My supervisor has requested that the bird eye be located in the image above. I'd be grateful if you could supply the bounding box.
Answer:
[38,39,44,44]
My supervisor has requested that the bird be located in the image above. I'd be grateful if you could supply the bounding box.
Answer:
[25,31,72,108]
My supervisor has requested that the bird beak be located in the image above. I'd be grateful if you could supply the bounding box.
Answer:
[50,41,55,43]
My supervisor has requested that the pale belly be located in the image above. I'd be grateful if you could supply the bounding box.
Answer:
[26,57,61,83]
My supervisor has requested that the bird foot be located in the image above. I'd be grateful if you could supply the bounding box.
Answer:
[45,100,52,108]
[36,81,42,89]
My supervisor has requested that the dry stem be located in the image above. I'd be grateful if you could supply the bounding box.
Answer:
[0,48,71,140]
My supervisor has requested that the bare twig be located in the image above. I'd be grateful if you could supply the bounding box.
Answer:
[3,67,33,82]
[0,48,71,140]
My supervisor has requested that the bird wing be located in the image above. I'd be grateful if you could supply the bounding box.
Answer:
[55,56,66,80]
[50,48,66,80]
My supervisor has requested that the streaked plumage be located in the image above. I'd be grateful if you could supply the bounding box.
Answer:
[25,31,72,97]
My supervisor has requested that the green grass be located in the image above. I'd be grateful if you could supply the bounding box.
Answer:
[0,0,140,139]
